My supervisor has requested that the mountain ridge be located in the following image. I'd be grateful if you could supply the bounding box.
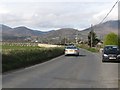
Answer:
[1,20,119,42]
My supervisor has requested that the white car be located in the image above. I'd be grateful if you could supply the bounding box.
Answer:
[65,46,79,56]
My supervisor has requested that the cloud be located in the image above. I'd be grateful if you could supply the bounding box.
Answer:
[0,8,10,14]
[0,2,10,15]
[1,1,118,31]
[91,4,118,24]
[1,0,115,3]
[92,9,118,25]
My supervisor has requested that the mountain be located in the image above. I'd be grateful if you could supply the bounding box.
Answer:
[1,25,47,41]
[2,25,46,37]
[80,20,119,40]
[13,26,45,36]
[1,24,13,36]
[40,28,78,39]
[39,20,119,43]
[39,28,87,44]
[1,20,119,42]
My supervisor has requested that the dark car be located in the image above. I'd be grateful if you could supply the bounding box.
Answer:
[102,45,120,62]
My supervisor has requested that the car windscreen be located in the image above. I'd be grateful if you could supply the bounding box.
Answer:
[66,47,77,49]
[104,46,118,54]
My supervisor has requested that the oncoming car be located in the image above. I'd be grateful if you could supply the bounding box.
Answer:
[102,45,120,62]
[64,46,79,56]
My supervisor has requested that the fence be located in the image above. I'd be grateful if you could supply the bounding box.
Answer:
[2,42,38,46]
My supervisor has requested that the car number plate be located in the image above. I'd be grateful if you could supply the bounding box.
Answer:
[109,57,116,59]
[69,50,73,52]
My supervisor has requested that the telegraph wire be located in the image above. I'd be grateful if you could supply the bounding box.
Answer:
[99,0,119,24]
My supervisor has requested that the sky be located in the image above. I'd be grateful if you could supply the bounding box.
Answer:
[0,0,118,31]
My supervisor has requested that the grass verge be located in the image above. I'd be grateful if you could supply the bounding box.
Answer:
[77,44,99,53]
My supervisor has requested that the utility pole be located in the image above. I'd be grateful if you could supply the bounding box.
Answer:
[65,36,66,45]
[75,30,79,44]
[81,37,83,43]
[91,24,93,47]
[75,34,78,44]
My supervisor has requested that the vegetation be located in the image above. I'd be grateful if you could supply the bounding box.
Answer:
[77,44,99,52]
[88,29,100,47]
[104,32,119,46]
[2,44,64,72]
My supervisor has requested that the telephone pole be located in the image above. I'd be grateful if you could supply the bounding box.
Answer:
[91,24,93,47]
[75,33,79,44]
[65,36,66,45]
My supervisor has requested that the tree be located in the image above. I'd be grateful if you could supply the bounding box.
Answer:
[104,32,118,46]
[88,30,99,47]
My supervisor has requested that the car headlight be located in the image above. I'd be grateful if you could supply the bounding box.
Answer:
[117,55,120,57]
[104,54,108,57]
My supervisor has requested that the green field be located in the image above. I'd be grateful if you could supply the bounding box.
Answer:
[2,44,64,72]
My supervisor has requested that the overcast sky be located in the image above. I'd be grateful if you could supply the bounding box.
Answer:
[0,0,118,31]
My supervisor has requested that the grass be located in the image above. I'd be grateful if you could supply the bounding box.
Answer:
[2,44,64,72]
[77,44,99,53]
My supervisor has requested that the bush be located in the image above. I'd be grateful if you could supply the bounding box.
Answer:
[2,47,64,72]
[104,33,118,46]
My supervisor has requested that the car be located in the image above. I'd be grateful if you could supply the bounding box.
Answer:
[102,45,120,62]
[64,46,79,56]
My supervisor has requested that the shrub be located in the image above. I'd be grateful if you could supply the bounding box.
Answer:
[104,33,118,46]
[2,47,64,72]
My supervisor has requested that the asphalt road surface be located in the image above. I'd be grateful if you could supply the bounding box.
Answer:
[3,48,119,88]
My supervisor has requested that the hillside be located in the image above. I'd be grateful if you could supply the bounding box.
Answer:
[1,25,46,41]
[39,20,119,43]
[80,20,119,40]
[2,25,46,36]
[1,20,119,42]
[13,26,45,36]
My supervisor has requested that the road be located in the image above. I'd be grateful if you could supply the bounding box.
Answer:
[2,48,119,88]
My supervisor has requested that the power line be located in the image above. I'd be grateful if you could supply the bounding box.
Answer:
[99,0,119,24]
[88,0,119,47]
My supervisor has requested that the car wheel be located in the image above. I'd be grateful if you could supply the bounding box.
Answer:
[102,59,106,62]
[102,60,105,62]
[65,54,67,56]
